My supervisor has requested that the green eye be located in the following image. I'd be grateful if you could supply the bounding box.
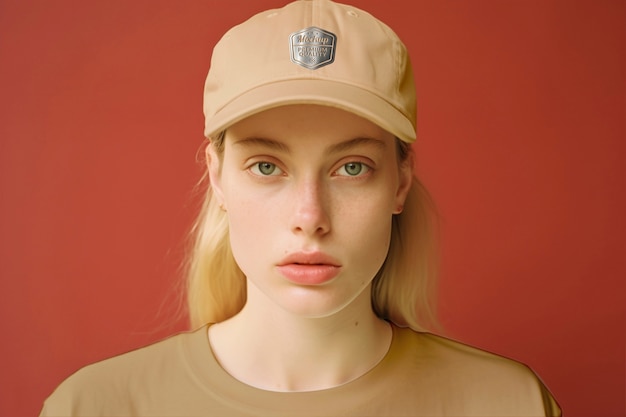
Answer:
[251,162,283,176]
[337,162,369,177]
[344,163,362,176]
[259,162,276,175]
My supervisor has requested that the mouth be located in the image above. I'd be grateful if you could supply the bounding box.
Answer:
[277,252,342,285]
[278,252,340,267]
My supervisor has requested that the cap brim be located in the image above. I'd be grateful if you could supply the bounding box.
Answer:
[204,79,416,143]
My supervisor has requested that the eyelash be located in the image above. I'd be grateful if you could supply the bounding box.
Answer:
[249,161,284,177]
[333,162,371,177]
[246,160,373,179]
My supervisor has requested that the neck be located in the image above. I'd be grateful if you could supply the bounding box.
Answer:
[208,282,392,392]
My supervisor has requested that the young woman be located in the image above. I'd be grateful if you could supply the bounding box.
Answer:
[41,0,560,415]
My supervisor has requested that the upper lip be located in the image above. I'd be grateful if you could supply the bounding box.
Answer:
[277,251,341,267]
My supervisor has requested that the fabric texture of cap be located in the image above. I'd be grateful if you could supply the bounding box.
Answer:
[203,0,417,143]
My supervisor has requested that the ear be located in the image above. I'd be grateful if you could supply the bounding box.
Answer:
[205,142,226,209]
[393,152,413,214]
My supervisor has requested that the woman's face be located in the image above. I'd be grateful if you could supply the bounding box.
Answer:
[208,104,412,319]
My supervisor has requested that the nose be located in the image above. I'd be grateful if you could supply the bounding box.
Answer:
[290,178,330,236]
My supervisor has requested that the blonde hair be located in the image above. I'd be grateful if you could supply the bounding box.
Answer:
[185,133,439,331]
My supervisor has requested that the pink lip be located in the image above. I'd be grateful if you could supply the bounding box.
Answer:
[277,252,341,285]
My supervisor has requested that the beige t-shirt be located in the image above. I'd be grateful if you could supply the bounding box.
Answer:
[41,324,561,416]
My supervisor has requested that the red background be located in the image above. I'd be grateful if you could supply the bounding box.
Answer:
[1,1,623,416]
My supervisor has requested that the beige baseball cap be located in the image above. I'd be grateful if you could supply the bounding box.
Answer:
[203,0,417,143]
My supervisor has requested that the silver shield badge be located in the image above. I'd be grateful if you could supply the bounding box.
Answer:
[289,27,337,70]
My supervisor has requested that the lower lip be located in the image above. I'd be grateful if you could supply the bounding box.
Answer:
[277,264,341,285]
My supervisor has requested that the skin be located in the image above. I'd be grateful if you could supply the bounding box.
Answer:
[206,104,413,392]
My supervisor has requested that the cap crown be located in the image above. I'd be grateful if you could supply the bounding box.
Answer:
[203,0,417,142]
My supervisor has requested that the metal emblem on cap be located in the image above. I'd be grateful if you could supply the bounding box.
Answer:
[289,27,336,70]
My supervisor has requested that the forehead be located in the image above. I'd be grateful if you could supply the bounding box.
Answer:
[225,104,395,145]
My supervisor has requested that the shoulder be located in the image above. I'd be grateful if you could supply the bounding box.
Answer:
[392,326,537,379]
[40,326,208,416]
[387,326,561,416]
[58,326,199,382]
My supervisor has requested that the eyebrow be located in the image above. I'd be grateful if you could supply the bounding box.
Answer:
[232,137,291,153]
[327,136,387,154]
[232,136,386,155]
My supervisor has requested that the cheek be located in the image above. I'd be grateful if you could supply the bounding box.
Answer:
[226,199,265,257]
[222,183,282,276]
[360,214,393,264]
[336,195,394,271]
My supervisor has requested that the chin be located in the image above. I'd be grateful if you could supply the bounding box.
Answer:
[273,285,370,319]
